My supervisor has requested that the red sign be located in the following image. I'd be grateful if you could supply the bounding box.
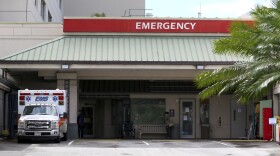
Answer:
[64,18,253,33]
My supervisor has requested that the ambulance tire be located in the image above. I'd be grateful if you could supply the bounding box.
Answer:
[55,136,61,143]
[18,137,24,143]
[63,133,67,141]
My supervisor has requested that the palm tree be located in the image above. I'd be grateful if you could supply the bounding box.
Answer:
[195,0,280,104]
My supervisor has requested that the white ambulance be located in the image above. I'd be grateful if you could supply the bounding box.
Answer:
[17,89,68,143]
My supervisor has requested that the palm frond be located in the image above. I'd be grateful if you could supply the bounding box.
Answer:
[196,0,280,104]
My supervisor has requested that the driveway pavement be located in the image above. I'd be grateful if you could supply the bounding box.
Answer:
[0,138,280,156]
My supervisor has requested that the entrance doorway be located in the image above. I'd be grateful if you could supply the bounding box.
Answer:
[180,99,195,138]
[111,99,131,138]
[79,98,130,138]
[80,105,94,136]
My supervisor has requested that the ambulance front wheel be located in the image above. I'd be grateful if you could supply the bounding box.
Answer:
[17,137,23,143]
[55,136,61,143]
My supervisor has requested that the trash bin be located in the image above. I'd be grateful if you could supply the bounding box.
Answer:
[201,124,210,139]
[171,124,179,139]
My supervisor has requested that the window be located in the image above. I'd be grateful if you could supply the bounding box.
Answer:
[131,99,165,124]
[41,0,46,21]
[48,11,52,22]
[23,106,58,116]
[59,0,62,9]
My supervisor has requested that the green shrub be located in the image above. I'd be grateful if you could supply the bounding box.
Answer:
[2,129,9,137]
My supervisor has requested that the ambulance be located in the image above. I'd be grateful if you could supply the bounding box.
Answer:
[17,89,68,143]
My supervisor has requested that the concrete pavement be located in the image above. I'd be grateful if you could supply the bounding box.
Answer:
[1,139,280,156]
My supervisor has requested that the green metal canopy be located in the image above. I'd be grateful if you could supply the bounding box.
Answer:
[1,35,247,63]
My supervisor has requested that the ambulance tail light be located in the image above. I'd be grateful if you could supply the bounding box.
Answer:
[59,101,64,105]
[19,101,25,105]
[19,95,25,105]
[53,92,65,105]
[19,96,25,101]
[19,92,30,106]
[59,96,64,100]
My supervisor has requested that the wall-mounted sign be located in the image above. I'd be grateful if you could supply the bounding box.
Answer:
[63,18,253,33]
[269,118,277,125]
[135,21,196,30]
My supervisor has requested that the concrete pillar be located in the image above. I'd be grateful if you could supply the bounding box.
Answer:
[57,80,65,90]
[69,79,78,123]
[104,99,113,138]
[273,86,280,141]
[0,83,10,134]
[273,94,279,116]
[0,90,4,132]
[57,73,78,139]
[273,85,280,116]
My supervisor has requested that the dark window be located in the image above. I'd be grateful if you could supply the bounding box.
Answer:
[131,99,165,124]
[48,11,52,22]
[59,0,62,9]
[233,110,236,121]
[41,0,46,21]
[79,80,199,93]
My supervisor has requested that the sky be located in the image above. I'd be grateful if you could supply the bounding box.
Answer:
[146,0,271,18]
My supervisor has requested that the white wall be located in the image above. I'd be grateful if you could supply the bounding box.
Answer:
[0,0,62,22]
[0,0,27,22]
[63,0,145,17]
[0,23,62,59]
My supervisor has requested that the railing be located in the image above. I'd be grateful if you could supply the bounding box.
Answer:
[136,125,167,139]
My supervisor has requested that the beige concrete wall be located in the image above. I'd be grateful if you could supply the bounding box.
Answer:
[230,99,247,138]
[130,93,201,138]
[104,99,114,138]
[209,95,231,138]
[165,95,249,139]
[0,23,62,59]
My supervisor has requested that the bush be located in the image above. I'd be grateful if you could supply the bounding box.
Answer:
[2,129,9,137]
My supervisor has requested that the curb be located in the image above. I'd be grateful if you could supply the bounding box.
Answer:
[221,140,269,142]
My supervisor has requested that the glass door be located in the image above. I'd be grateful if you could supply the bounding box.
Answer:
[180,99,195,138]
